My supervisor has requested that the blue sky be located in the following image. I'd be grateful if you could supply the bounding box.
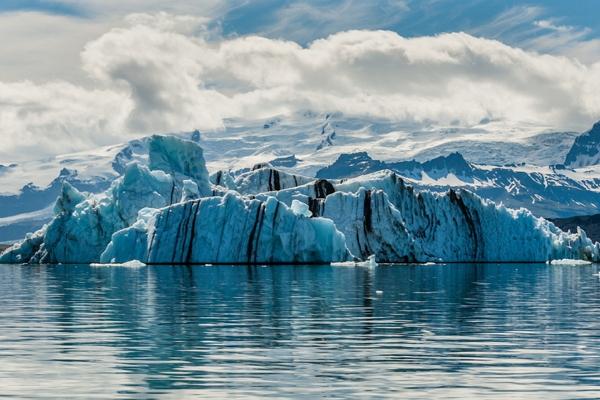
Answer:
[2,0,598,47]
[219,0,599,44]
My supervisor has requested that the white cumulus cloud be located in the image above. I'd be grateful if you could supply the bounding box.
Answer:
[1,12,600,162]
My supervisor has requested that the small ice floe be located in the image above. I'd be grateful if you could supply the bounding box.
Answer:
[330,261,357,267]
[331,255,378,268]
[90,260,146,268]
[360,255,378,268]
[548,259,592,266]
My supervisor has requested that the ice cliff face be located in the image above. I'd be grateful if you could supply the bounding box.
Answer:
[260,170,600,262]
[148,135,211,196]
[2,136,599,265]
[101,193,350,264]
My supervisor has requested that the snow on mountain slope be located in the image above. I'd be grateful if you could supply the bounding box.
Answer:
[316,152,600,218]
[194,112,577,175]
[564,121,600,167]
[0,205,54,245]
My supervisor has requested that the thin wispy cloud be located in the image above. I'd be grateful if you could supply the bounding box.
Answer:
[257,0,410,44]
[470,4,600,62]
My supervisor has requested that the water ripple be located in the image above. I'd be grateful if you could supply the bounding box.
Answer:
[0,263,599,399]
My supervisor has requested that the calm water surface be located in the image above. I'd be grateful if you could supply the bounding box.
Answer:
[0,263,599,399]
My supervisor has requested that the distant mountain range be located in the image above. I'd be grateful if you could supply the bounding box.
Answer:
[1,112,600,243]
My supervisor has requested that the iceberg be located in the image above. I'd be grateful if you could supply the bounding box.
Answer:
[91,260,146,268]
[2,137,599,265]
[549,259,593,266]
[0,163,177,263]
[331,255,377,267]
[1,135,212,264]
[260,170,600,262]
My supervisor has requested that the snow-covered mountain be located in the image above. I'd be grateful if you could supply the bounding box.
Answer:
[564,121,600,167]
[2,135,598,265]
[0,112,598,244]
[2,111,574,193]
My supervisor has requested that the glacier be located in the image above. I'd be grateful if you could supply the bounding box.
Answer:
[2,134,600,265]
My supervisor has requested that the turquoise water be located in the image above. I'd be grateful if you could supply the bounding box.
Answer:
[0,263,599,399]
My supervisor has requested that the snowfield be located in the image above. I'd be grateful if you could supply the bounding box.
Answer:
[2,135,599,265]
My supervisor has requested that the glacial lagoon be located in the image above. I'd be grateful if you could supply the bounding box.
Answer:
[0,263,599,399]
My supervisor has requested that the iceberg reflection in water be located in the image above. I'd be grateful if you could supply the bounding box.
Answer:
[0,263,599,399]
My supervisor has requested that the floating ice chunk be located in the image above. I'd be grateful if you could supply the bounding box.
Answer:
[549,259,593,266]
[331,255,377,267]
[90,260,146,267]
[330,261,358,267]
[359,255,377,268]
[1,136,215,265]
[290,199,312,218]
[5,141,600,265]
